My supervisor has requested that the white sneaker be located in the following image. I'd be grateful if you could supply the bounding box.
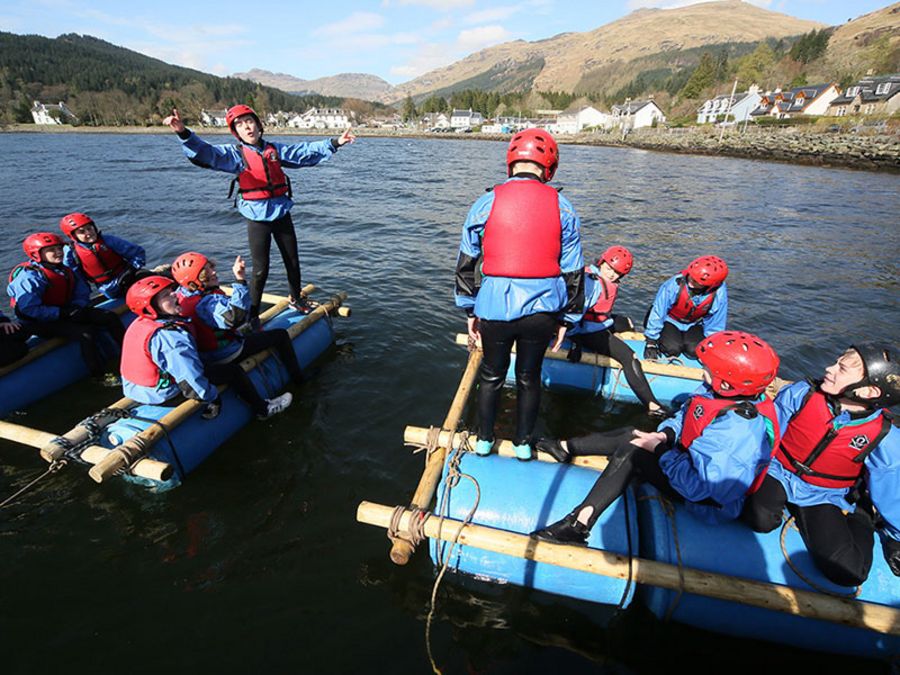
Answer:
[261,392,293,419]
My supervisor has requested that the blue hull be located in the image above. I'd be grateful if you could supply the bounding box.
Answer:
[98,310,335,489]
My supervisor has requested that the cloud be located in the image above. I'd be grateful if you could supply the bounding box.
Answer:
[456,25,512,52]
[385,0,475,9]
[463,5,520,24]
[626,0,771,9]
[313,12,386,37]
[390,44,456,78]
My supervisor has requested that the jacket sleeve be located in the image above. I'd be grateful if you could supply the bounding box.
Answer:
[702,282,728,336]
[644,277,677,340]
[106,235,146,269]
[865,426,900,542]
[9,271,61,322]
[179,131,243,174]
[151,329,218,403]
[273,139,336,168]
[557,194,585,321]
[197,286,249,329]
[454,192,493,314]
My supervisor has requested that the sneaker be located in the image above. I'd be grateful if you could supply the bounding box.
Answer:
[531,514,590,545]
[474,438,494,456]
[260,392,293,419]
[536,438,570,463]
[512,442,533,461]
[288,296,317,315]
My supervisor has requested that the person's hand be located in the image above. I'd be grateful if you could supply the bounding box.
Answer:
[337,127,355,146]
[163,108,186,134]
[232,255,246,282]
[466,315,481,349]
[0,320,21,335]
[630,429,668,452]
[643,339,660,361]
[550,324,567,353]
[202,397,222,420]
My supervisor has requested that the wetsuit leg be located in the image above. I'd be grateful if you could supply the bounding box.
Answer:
[741,474,787,533]
[567,427,636,456]
[787,502,875,587]
[239,329,304,384]
[510,313,557,445]
[658,322,684,357]
[268,213,304,301]
[247,219,274,317]
[683,324,706,358]
[477,319,515,442]
[0,330,29,367]
[204,361,268,417]
[27,321,106,376]
[606,333,663,408]
[77,307,125,345]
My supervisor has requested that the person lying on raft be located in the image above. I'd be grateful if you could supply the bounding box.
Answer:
[532,330,780,545]
[121,276,292,420]
[7,232,124,382]
[566,245,668,417]
[643,256,728,362]
[0,307,29,368]
[60,212,147,299]
[170,251,305,383]
[742,344,900,586]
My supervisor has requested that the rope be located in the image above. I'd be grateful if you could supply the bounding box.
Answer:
[614,485,635,614]
[638,492,686,620]
[0,459,67,509]
[779,516,861,599]
[119,412,186,478]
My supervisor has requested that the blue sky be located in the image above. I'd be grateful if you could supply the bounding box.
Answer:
[1,0,892,84]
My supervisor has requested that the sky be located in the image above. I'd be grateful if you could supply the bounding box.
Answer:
[1,0,893,84]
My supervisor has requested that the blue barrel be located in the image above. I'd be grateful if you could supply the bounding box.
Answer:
[430,453,638,607]
[637,484,900,658]
[101,311,335,488]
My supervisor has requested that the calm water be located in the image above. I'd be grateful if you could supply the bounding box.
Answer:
[0,133,898,673]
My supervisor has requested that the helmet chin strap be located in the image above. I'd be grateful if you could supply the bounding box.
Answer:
[839,382,879,407]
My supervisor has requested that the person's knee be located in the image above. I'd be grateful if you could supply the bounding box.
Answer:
[479,364,507,389]
[815,548,871,587]
[742,504,782,533]
[516,368,540,392]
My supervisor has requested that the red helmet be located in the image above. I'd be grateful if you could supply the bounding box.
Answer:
[696,331,780,397]
[171,251,210,290]
[59,212,95,239]
[506,129,559,181]
[684,256,728,288]
[599,246,634,276]
[226,104,262,139]
[126,275,177,319]
[23,232,64,262]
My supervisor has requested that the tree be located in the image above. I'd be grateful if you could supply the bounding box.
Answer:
[679,51,717,99]
[402,95,417,122]
[735,42,776,88]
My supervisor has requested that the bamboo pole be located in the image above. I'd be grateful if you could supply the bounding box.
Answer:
[390,348,484,566]
[359,501,900,636]
[403,425,608,472]
[40,398,138,462]
[453,333,704,381]
[87,290,348,483]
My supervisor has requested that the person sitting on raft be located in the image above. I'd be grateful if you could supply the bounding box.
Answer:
[742,344,900,586]
[643,255,729,361]
[162,106,354,321]
[121,276,292,420]
[7,232,125,381]
[532,330,780,545]
[170,251,305,387]
[455,128,584,461]
[566,245,667,417]
[60,212,147,299]
[0,307,29,367]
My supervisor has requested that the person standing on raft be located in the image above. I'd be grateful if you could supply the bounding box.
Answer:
[566,245,667,417]
[742,344,900,586]
[532,331,780,544]
[643,255,729,361]
[162,106,355,321]
[455,129,584,461]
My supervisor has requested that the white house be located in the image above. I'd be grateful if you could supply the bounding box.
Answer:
[31,101,77,125]
[289,108,353,129]
[200,109,228,127]
[697,85,761,124]
[751,83,840,119]
[421,112,450,129]
[450,109,484,130]
[827,73,900,117]
[551,106,614,134]
[611,99,666,129]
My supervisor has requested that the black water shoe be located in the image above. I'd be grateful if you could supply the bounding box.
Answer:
[531,514,589,546]
[536,438,571,463]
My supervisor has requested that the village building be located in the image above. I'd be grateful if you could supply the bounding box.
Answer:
[287,108,353,129]
[750,83,840,119]
[421,112,450,130]
[31,101,77,125]
[611,99,666,129]
[826,73,900,117]
[449,109,485,130]
[550,106,614,134]
[696,85,762,124]
[200,109,228,127]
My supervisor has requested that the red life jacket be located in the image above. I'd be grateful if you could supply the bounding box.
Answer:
[8,262,75,308]
[121,316,195,387]
[72,236,127,284]
[667,276,718,323]
[481,180,562,279]
[235,143,290,201]
[774,388,892,489]
[678,394,781,495]
[583,275,618,324]
[177,289,241,353]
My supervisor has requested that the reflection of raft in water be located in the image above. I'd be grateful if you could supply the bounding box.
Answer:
[358,343,900,662]
[0,287,349,490]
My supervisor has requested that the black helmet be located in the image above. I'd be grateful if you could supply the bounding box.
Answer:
[844,343,900,407]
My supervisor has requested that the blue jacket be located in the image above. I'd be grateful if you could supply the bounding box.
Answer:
[657,383,775,524]
[179,283,250,363]
[64,234,146,299]
[122,320,218,404]
[6,263,91,322]
[454,176,584,322]
[568,265,612,335]
[644,275,728,340]
[177,130,336,221]
[766,380,900,542]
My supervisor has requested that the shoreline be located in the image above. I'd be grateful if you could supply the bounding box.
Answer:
[3,123,898,173]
